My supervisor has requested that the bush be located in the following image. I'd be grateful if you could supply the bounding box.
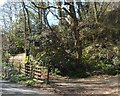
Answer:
[10,74,19,83]
[25,79,35,87]
[10,74,30,83]
[9,73,36,86]
[96,64,118,75]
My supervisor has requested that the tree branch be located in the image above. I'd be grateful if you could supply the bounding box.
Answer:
[49,10,62,20]
[31,2,71,17]
[98,2,111,20]
[25,5,38,13]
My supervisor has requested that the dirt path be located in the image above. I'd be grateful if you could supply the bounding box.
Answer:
[1,75,119,96]
[36,75,120,95]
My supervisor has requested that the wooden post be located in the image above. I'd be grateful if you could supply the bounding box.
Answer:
[46,66,50,84]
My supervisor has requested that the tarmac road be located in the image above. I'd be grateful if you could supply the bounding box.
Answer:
[0,79,52,96]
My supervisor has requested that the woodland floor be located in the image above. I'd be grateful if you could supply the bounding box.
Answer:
[34,74,120,95]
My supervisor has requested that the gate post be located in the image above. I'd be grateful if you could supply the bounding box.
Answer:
[46,65,50,84]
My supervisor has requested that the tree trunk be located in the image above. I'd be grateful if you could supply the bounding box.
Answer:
[69,2,82,63]
[38,1,43,31]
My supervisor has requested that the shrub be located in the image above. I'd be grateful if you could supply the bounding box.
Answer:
[25,79,35,87]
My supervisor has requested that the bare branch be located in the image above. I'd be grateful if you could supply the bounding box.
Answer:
[98,2,111,19]
[31,2,71,16]
[25,5,38,13]
[49,10,62,20]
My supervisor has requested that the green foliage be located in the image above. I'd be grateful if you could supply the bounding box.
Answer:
[17,74,30,81]
[9,73,35,87]
[2,62,17,80]
[96,63,118,75]
[51,68,61,75]
[25,79,36,87]
[10,75,19,83]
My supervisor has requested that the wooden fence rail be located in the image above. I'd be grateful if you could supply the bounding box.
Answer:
[8,53,49,83]
[20,63,49,82]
